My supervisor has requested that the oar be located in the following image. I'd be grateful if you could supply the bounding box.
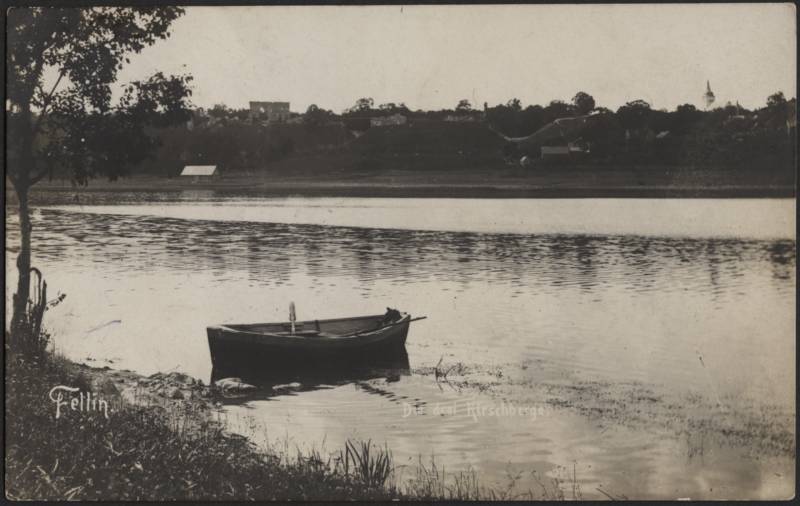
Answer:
[343,316,427,337]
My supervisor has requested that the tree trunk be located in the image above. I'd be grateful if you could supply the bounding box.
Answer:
[9,92,37,344]
[11,184,32,339]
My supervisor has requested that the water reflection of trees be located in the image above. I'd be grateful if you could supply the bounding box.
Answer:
[766,241,796,282]
[31,209,797,298]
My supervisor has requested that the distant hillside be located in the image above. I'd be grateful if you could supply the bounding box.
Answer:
[123,95,795,179]
[347,121,505,156]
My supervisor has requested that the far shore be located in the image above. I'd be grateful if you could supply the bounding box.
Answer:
[19,166,797,199]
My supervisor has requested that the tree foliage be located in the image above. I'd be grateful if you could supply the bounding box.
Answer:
[572,92,596,115]
[616,99,652,131]
[7,7,193,188]
[347,97,374,114]
[7,6,192,353]
[304,104,334,127]
[767,91,787,109]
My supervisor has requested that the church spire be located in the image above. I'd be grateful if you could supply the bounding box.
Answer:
[704,81,716,109]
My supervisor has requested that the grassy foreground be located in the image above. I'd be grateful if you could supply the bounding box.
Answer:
[4,351,576,501]
[5,353,392,500]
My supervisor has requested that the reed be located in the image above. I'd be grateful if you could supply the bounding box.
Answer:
[336,439,394,489]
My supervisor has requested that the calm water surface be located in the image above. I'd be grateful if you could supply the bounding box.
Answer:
[5,193,796,499]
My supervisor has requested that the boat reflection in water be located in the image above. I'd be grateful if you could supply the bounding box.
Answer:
[210,348,411,402]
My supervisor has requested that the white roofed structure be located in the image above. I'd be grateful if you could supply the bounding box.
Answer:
[181,165,218,177]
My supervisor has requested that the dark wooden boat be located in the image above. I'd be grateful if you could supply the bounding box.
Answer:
[207,310,422,373]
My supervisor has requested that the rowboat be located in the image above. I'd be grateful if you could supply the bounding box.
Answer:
[207,307,424,375]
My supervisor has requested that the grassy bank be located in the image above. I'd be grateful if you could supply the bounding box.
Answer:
[5,351,577,501]
[5,353,393,500]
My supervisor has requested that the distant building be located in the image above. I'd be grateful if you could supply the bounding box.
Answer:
[569,141,588,153]
[540,146,571,158]
[181,165,219,183]
[370,113,407,127]
[444,113,479,122]
[539,141,588,161]
[249,101,291,123]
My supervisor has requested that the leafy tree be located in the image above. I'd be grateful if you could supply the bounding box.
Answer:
[648,109,671,133]
[519,105,546,135]
[767,91,787,109]
[582,109,623,157]
[456,99,472,112]
[347,97,374,115]
[572,92,596,115]
[6,7,192,351]
[377,102,410,116]
[208,103,231,120]
[616,99,652,132]
[304,104,332,127]
[506,98,522,111]
[672,103,702,134]
[486,103,522,136]
[721,102,739,117]
[543,100,574,123]
[761,91,792,131]
[231,108,251,122]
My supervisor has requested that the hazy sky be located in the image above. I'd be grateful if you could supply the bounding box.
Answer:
[112,4,796,113]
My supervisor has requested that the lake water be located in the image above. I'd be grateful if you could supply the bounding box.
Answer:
[5,193,796,499]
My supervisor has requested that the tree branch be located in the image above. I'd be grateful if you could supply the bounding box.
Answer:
[8,170,20,189]
[32,68,66,137]
[29,168,51,186]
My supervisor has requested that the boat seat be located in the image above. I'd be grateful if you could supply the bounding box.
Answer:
[274,329,321,337]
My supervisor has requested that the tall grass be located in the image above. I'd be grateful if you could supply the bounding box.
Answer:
[5,350,583,500]
[337,439,394,489]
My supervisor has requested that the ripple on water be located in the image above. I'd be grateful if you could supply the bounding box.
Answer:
[4,197,795,499]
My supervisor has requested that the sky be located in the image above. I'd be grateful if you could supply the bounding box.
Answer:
[110,4,796,113]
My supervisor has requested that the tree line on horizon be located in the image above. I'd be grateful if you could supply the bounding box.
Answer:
[132,89,794,174]
[16,85,795,181]
[198,89,795,132]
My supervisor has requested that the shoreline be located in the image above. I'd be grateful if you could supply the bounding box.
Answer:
[11,163,795,199]
[4,353,405,500]
[24,181,798,199]
[6,351,588,500]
